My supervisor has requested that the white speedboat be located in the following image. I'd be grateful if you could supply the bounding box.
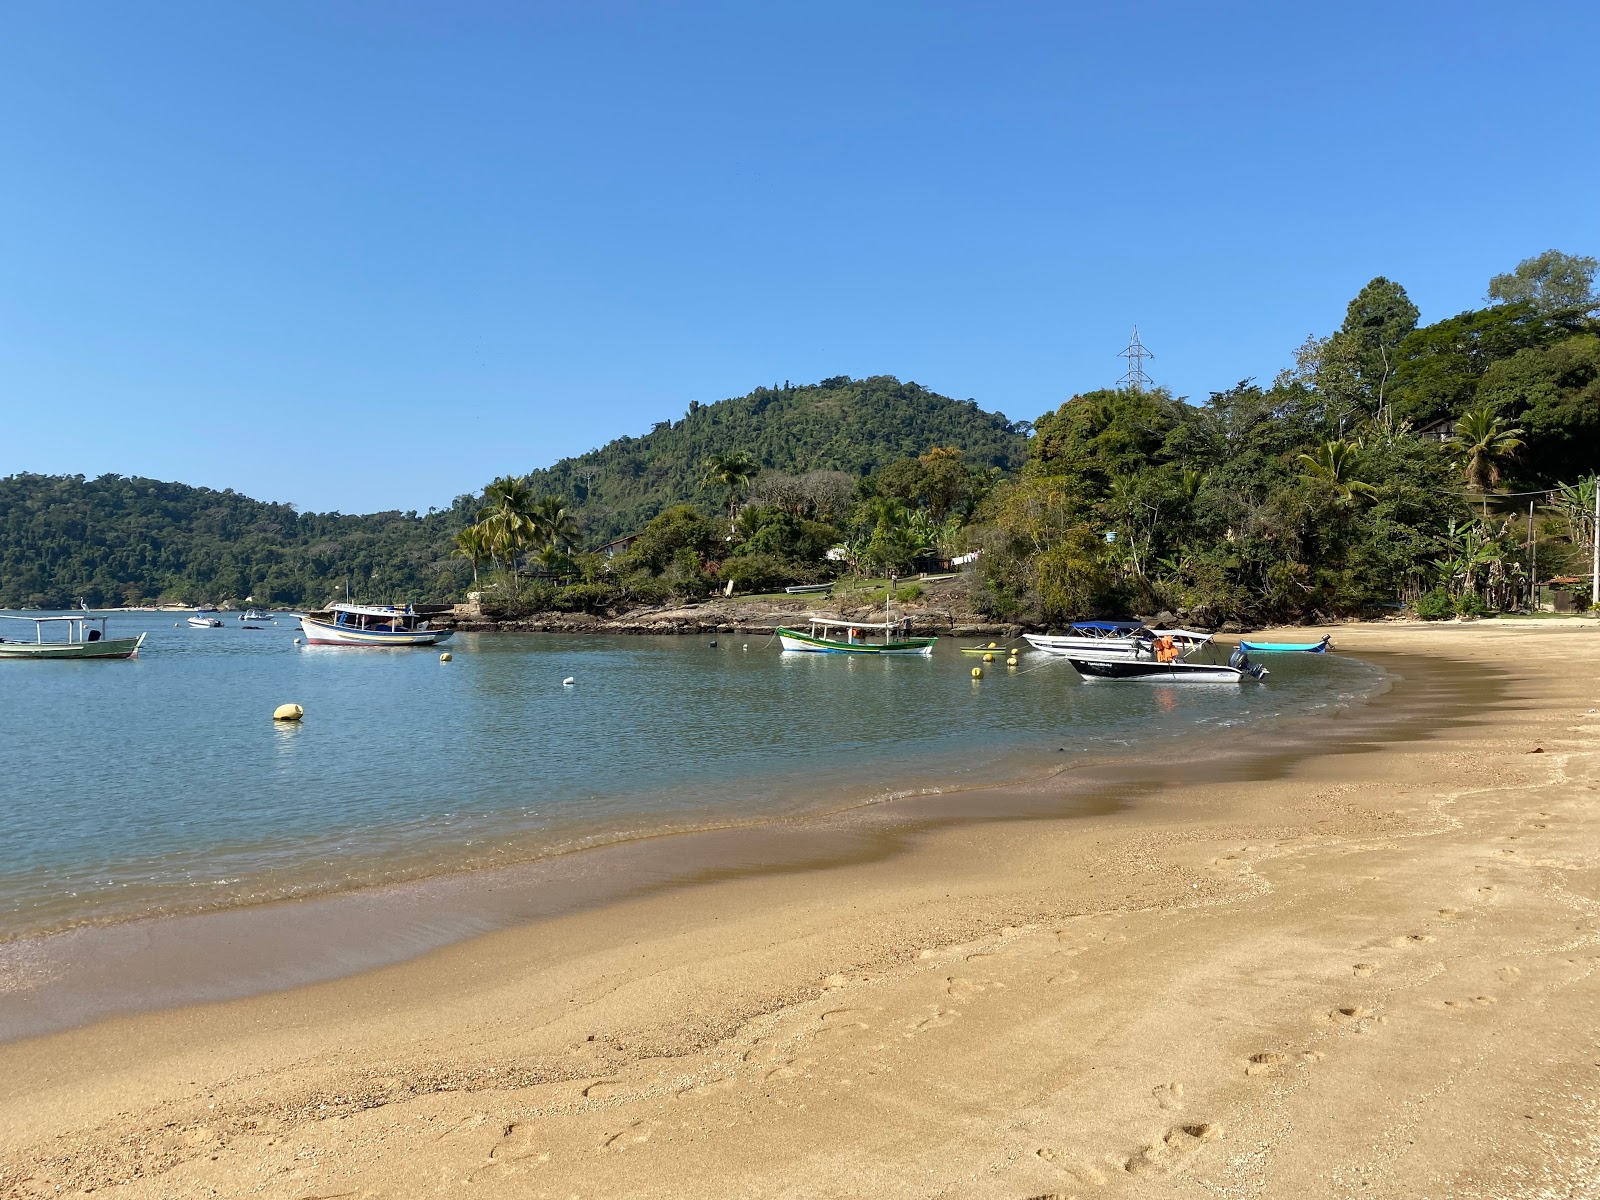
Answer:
[239,608,270,621]
[187,615,223,628]
[298,603,453,647]
[1065,645,1267,683]
[1024,621,1212,658]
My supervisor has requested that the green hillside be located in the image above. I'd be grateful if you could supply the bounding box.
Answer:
[0,375,1027,608]
[527,375,1029,543]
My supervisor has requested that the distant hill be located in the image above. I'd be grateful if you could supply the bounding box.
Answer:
[0,473,472,609]
[527,375,1029,542]
[0,375,1028,607]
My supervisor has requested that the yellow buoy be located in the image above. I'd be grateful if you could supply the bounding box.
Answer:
[971,666,983,679]
[987,642,997,649]
[273,703,304,722]
[439,652,452,662]
[1007,656,1019,667]
[983,653,995,663]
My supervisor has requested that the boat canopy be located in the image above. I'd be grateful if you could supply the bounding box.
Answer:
[0,613,109,624]
[802,615,897,630]
[1069,620,1144,632]
[329,603,415,617]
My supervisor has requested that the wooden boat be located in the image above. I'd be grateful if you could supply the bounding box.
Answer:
[0,613,146,659]
[299,602,453,647]
[1239,635,1331,653]
[1025,621,1213,658]
[1065,645,1266,683]
[777,616,936,655]
[783,583,832,595]
[187,615,223,628]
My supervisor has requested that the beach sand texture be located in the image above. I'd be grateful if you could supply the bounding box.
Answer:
[2,622,1598,1199]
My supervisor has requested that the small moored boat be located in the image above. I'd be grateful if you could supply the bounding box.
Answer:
[239,608,271,622]
[1238,635,1331,653]
[777,616,936,655]
[298,603,453,647]
[1025,621,1213,658]
[0,613,147,660]
[1065,644,1267,683]
[187,615,223,628]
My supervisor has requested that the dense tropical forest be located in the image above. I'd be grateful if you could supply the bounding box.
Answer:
[0,377,1025,608]
[2,251,1595,619]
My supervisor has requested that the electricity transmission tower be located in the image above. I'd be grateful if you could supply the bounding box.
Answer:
[1118,326,1155,393]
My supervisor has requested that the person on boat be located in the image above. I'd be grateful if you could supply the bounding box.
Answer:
[87,628,102,642]
[1153,634,1177,663]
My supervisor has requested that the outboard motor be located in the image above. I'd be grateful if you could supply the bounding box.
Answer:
[1229,647,1268,680]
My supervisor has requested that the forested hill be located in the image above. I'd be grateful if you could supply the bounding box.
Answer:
[525,375,1029,543]
[0,473,473,609]
[0,375,1026,608]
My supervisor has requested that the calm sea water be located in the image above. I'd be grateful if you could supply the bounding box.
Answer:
[0,611,1384,939]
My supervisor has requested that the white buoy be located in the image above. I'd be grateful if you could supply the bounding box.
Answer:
[439,651,452,662]
[562,676,575,686]
[273,703,304,722]
[293,636,302,644]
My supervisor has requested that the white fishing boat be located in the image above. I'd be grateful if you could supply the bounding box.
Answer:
[0,613,146,660]
[239,608,270,621]
[187,614,224,628]
[298,603,453,647]
[1024,621,1213,658]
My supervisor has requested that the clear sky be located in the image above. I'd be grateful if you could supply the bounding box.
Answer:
[2,2,1595,514]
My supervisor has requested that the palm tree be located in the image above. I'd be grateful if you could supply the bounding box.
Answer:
[530,495,580,552]
[702,452,759,529]
[1297,440,1379,506]
[477,475,537,572]
[452,524,493,588]
[1447,406,1524,492]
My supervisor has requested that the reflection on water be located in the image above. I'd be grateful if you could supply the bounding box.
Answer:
[0,611,1385,937]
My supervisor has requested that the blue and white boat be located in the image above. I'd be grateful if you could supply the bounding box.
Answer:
[1238,635,1331,653]
[299,603,453,647]
[1024,621,1212,658]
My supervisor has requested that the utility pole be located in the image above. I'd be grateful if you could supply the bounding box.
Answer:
[1528,499,1535,612]
[1118,326,1155,393]
[1592,473,1598,610]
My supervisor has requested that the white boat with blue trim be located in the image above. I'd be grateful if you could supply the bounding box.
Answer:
[299,603,454,647]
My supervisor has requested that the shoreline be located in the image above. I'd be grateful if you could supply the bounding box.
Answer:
[0,648,1397,1042]
[3,622,1598,1198]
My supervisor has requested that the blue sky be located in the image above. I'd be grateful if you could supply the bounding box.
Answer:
[2,2,1595,514]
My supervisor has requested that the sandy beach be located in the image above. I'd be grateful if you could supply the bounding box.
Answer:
[3,621,1598,1199]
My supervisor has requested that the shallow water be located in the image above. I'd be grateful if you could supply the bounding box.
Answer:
[0,611,1383,939]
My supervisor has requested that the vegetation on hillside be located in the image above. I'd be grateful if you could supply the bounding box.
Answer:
[3,252,1596,622]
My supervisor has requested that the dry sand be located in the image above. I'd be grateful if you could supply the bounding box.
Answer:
[3,621,1599,1199]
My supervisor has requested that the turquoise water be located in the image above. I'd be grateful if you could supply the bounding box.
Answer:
[0,611,1384,939]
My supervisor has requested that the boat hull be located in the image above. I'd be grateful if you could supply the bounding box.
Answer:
[1023,633,1142,657]
[1065,656,1249,682]
[1239,637,1330,653]
[0,633,145,660]
[299,615,453,646]
[777,628,935,655]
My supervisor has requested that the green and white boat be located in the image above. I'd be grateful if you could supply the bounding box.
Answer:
[0,613,147,660]
[776,616,936,655]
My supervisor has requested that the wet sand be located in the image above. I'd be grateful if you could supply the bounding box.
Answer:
[2,620,1598,1198]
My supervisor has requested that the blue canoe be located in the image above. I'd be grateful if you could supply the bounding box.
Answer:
[1239,635,1331,653]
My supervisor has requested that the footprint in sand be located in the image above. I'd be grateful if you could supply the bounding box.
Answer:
[946,976,1004,1001]
[1497,965,1522,981]
[1437,908,1461,919]
[599,1119,657,1151]
[582,1078,623,1099]
[1152,1081,1185,1111]
[764,1057,814,1081]
[913,1008,961,1033]
[1035,1146,1108,1186]
[1353,962,1378,977]
[1477,885,1499,896]
[1123,1123,1222,1176]
[1245,1051,1291,1076]
[1386,933,1437,948]
[1440,996,1498,1010]
[1325,1005,1375,1028]
[488,1122,549,1164]
[1046,970,1081,986]
[817,1008,871,1036]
